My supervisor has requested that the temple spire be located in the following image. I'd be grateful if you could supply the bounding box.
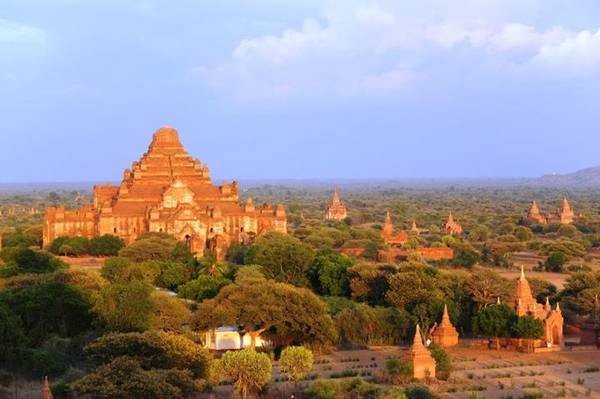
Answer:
[520,264,525,280]
[442,304,450,323]
[42,376,53,399]
[385,211,392,224]
[412,324,426,351]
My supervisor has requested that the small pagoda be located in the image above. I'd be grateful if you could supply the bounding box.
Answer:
[381,211,409,245]
[442,212,463,235]
[431,304,459,348]
[408,324,436,380]
[324,189,348,221]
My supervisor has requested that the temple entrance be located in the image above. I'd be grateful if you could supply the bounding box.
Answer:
[552,325,561,346]
[185,234,191,250]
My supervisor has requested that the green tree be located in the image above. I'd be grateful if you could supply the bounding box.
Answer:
[215,349,272,399]
[514,226,533,242]
[89,234,125,256]
[155,261,191,290]
[177,275,231,302]
[472,304,517,350]
[543,251,568,272]
[429,345,452,380]
[84,331,211,379]
[279,346,314,383]
[150,292,191,333]
[73,357,196,399]
[194,280,336,348]
[0,302,26,364]
[0,281,93,345]
[245,232,315,286]
[94,281,154,332]
[119,234,191,263]
[385,358,413,384]
[309,249,353,296]
[513,315,544,339]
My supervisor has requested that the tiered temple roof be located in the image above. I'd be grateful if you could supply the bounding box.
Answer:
[324,189,348,221]
[43,127,287,258]
[442,212,463,235]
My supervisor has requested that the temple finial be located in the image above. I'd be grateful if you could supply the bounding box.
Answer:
[520,265,525,280]
[497,296,501,305]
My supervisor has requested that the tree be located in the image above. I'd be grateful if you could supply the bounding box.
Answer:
[193,280,336,348]
[245,232,315,286]
[348,263,394,306]
[0,302,26,364]
[177,275,231,302]
[0,281,93,345]
[94,281,154,332]
[472,304,517,350]
[386,266,444,311]
[308,249,353,296]
[450,242,481,268]
[335,304,409,346]
[233,265,266,284]
[73,357,196,399]
[119,234,191,263]
[84,331,211,379]
[514,226,533,242]
[385,358,413,384]
[215,349,272,399]
[150,292,191,333]
[513,315,544,339]
[89,234,125,256]
[155,261,191,290]
[429,345,452,380]
[543,251,568,272]
[101,257,133,283]
[279,346,314,383]
[2,247,65,275]
[465,270,511,309]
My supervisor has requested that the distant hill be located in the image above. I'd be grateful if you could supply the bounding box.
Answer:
[530,166,600,187]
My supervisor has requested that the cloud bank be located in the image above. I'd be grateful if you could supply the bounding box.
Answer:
[197,1,600,102]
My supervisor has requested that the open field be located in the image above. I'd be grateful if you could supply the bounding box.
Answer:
[206,344,600,398]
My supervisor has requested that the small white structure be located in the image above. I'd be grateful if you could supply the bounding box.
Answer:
[204,326,267,351]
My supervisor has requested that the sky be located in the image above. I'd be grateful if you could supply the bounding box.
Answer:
[1,0,600,182]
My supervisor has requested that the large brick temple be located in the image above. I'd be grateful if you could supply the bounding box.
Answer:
[43,127,287,257]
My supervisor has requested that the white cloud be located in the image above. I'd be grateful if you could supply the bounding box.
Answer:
[196,1,600,101]
[0,19,46,45]
[530,29,600,77]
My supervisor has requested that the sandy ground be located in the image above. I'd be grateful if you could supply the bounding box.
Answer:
[206,343,600,398]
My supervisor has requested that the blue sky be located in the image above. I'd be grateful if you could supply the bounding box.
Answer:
[1,0,600,182]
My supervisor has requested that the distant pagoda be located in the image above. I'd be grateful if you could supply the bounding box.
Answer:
[381,211,408,245]
[442,212,463,235]
[324,189,348,221]
[527,197,574,225]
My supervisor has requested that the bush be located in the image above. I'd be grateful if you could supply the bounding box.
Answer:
[89,235,125,256]
[429,345,452,380]
[155,261,191,290]
[279,346,314,382]
[177,275,231,301]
